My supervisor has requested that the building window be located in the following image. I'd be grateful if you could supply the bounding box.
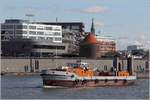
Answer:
[29,36,36,39]
[45,27,52,30]
[38,37,45,40]
[33,45,65,50]
[2,31,13,34]
[16,25,22,29]
[23,31,27,34]
[1,36,4,39]
[37,32,44,35]
[1,31,5,34]
[16,30,22,34]
[29,31,36,35]
[45,33,53,35]
[37,27,43,30]
[54,28,61,31]
[23,25,27,29]
[54,32,61,36]
[1,25,13,29]
[29,25,36,29]
[55,38,62,41]
[23,36,27,38]
[46,37,53,41]
[72,25,79,29]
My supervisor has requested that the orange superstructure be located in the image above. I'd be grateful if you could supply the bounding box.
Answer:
[67,67,94,77]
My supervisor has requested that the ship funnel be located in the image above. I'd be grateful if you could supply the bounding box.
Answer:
[127,55,134,75]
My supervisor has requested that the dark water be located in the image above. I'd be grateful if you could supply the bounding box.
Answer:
[1,75,149,99]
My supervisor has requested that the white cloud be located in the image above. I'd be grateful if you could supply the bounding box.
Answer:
[80,6,109,13]
[67,6,109,14]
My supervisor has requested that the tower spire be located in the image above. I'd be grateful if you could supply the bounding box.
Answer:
[91,18,95,35]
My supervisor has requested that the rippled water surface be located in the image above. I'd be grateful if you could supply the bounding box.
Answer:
[1,75,149,99]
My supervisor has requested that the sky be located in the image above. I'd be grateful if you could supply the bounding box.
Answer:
[0,0,150,50]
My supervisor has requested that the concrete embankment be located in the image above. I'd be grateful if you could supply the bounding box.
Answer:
[1,58,149,73]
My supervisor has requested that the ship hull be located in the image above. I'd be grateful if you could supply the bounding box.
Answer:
[41,70,136,88]
[42,77,135,88]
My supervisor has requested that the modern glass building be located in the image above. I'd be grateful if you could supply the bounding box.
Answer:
[1,19,62,43]
[1,19,70,57]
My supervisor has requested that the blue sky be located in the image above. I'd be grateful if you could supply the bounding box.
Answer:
[0,0,150,50]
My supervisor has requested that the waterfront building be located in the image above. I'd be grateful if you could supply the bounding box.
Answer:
[127,45,145,51]
[79,32,116,58]
[36,21,85,56]
[127,45,148,59]
[62,29,78,55]
[79,18,116,58]
[36,22,85,38]
[79,32,98,58]
[1,19,62,43]
[96,35,116,57]
[1,19,70,57]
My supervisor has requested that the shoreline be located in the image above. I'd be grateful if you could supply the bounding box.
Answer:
[1,72,149,79]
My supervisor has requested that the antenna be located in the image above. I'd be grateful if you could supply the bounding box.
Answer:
[56,17,58,22]
[25,14,34,22]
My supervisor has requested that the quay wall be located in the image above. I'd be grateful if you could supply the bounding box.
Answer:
[1,58,149,72]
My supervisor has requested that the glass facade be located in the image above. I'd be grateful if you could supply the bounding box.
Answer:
[1,20,62,43]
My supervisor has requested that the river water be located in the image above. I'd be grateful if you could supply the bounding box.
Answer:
[1,75,149,99]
